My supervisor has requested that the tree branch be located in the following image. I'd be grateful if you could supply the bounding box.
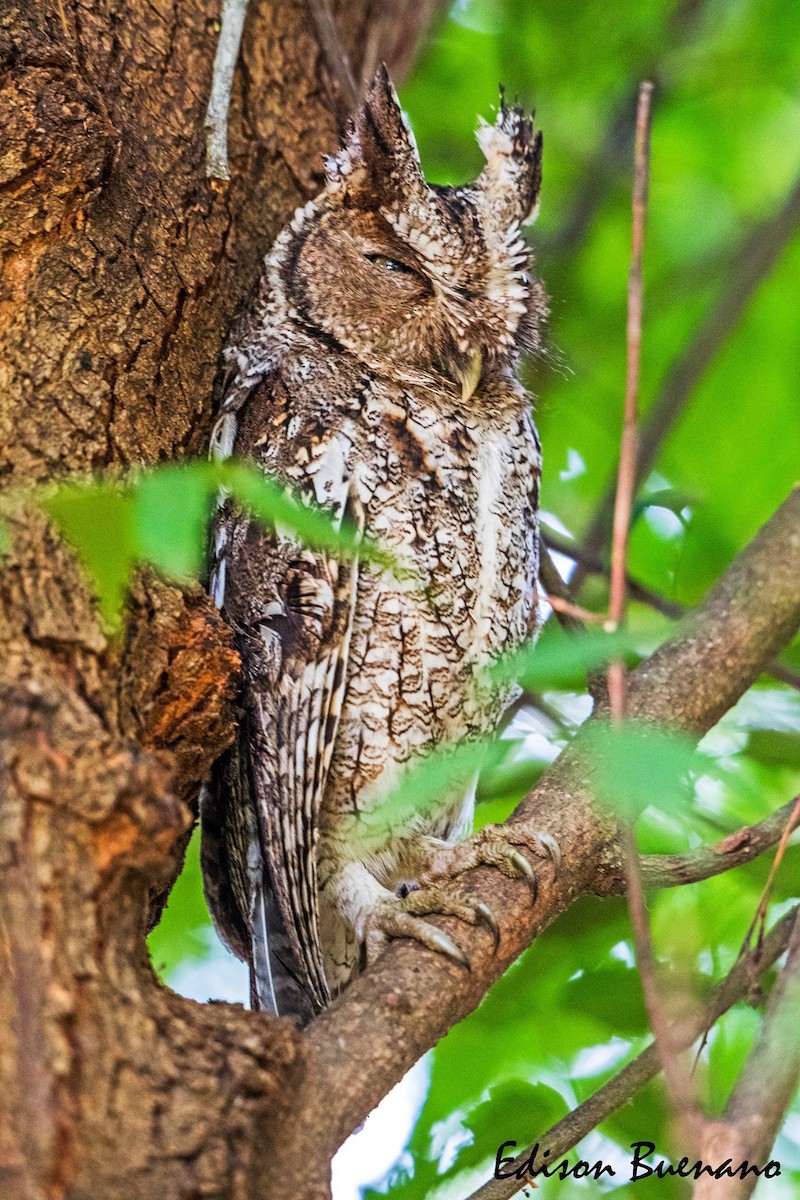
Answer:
[468,905,799,1200]
[544,531,800,690]
[205,0,249,180]
[538,541,597,633]
[641,797,800,889]
[544,530,684,616]
[693,909,800,1199]
[265,486,800,1199]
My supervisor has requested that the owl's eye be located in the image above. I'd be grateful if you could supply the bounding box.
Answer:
[365,253,417,275]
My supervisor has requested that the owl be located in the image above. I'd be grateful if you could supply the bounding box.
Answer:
[201,67,557,1023]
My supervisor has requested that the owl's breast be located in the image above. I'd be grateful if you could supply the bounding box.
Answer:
[368,400,539,654]
[346,395,540,743]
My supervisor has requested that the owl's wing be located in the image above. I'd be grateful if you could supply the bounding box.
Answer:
[204,372,364,1019]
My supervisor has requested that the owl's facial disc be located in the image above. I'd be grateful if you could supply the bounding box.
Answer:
[288,198,540,393]
[291,211,433,352]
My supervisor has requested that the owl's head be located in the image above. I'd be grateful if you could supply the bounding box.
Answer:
[268,66,546,403]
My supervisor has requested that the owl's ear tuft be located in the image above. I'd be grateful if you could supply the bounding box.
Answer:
[475,94,542,225]
[324,64,425,205]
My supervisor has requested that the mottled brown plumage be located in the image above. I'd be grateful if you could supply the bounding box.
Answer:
[201,68,555,1022]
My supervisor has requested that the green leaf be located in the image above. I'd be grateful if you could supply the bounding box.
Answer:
[214,460,396,570]
[489,625,638,693]
[36,458,388,630]
[460,1080,569,1175]
[562,962,648,1037]
[745,730,800,769]
[147,830,215,976]
[44,482,138,626]
[581,721,701,820]
[135,464,212,580]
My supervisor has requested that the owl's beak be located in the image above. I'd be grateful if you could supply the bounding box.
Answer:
[458,350,483,402]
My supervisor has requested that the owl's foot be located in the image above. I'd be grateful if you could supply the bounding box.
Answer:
[421,825,561,905]
[363,885,501,968]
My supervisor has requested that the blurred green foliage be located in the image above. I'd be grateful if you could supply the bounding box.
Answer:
[148,830,212,977]
[402,0,800,630]
[6,0,798,1195]
[35,459,378,626]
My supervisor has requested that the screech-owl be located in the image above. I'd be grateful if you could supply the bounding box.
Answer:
[201,67,558,1023]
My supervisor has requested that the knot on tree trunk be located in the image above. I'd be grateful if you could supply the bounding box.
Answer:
[120,575,241,796]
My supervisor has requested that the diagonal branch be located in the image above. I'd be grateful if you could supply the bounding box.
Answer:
[468,905,798,1200]
[264,485,800,1200]
[544,529,684,617]
[306,0,358,120]
[538,541,596,634]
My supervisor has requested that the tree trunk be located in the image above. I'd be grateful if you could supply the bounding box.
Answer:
[0,4,439,1197]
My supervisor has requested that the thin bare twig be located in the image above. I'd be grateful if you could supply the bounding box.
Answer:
[624,820,704,1136]
[547,593,609,627]
[466,907,798,1200]
[641,796,800,889]
[739,794,800,959]
[205,0,249,181]
[608,80,703,1146]
[610,78,652,624]
[767,660,800,691]
[544,531,684,617]
[693,909,800,1200]
[607,79,652,717]
[537,541,589,635]
[538,541,613,703]
[572,174,800,594]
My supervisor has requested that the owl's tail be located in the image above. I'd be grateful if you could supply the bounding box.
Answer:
[248,864,317,1023]
[200,764,318,1024]
[249,862,279,1012]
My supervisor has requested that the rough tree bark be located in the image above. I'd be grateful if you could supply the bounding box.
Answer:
[1,5,799,1200]
[0,3,441,1198]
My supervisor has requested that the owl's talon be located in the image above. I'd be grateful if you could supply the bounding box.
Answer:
[361,883,508,969]
[364,904,471,971]
[474,900,500,950]
[419,825,560,913]
[506,849,537,901]
[538,832,561,869]
[428,929,470,970]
